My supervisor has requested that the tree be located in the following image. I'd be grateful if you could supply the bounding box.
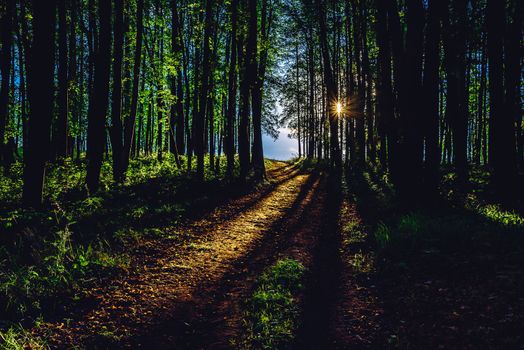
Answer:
[252,0,273,180]
[225,0,238,178]
[86,0,112,193]
[122,0,144,178]
[23,0,57,207]
[422,0,444,193]
[375,0,396,172]
[0,0,14,172]
[109,0,125,182]
[171,0,185,158]
[195,0,215,181]
[315,0,341,168]
[55,0,69,160]
[443,0,468,186]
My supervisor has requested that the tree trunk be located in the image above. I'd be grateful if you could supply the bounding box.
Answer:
[376,0,396,172]
[195,0,214,181]
[238,0,256,179]
[423,0,443,193]
[110,0,125,182]
[443,0,468,186]
[23,0,56,207]
[251,0,272,181]
[315,0,341,168]
[225,0,238,178]
[55,0,69,160]
[0,0,14,172]
[501,0,522,188]
[122,0,144,177]
[86,0,112,194]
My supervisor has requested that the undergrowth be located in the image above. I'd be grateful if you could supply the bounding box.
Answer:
[239,258,306,350]
[0,155,286,346]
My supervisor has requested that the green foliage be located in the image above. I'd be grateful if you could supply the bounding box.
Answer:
[397,213,424,237]
[374,222,391,249]
[477,205,524,227]
[374,213,426,250]
[242,259,305,350]
[0,155,249,322]
[0,221,127,317]
[0,325,47,350]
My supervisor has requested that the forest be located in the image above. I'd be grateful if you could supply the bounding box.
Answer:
[0,0,523,348]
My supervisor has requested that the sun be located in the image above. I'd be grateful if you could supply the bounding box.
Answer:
[336,102,343,115]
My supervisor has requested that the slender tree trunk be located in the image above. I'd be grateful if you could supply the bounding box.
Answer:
[23,0,56,207]
[195,0,214,181]
[171,0,184,157]
[86,0,112,194]
[122,0,144,177]
[315,0,341,168]
[361,4,375,163]
[238,0,256,179]
[376,0,396,172]
[423,0,443,193]
[110,0,125,181]
[444,0,468,186]
[0,0,14,172]
[251,0,271,180]
[502,0,522,185]
[55,0,69,160]
[226,0,238,178]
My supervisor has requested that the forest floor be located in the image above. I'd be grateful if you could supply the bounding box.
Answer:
[2,160,524,349]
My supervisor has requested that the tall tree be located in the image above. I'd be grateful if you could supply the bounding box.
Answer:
[443,0,468,186]
[315,0,341,168]
[195,0,214,181]
[0,0,14,172]
[55,0,69,160]
[109,0,125,182]
[225,0,238,178]
[251,0,273,180]
[238,0,257,179]
[171,0,185,158]
[86,0,112,193]
[122,0,144,178]
[422,0,443,193]
[376,0,396,172]
[23,0,57,207]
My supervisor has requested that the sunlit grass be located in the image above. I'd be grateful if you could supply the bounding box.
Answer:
[477,204,524,227]
[0,325,47,350]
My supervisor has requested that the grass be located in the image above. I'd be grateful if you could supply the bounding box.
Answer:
[0,325,47,350]
[240,258,306,350]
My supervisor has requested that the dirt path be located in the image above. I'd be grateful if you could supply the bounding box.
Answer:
[37,162,330,349]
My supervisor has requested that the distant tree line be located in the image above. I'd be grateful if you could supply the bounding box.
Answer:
[0,0,522,207]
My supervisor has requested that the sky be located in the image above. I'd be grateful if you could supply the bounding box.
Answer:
[262,127,298,161]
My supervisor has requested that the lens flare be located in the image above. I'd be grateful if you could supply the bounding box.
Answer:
[336,102,343,115]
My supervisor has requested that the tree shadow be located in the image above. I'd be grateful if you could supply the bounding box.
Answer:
[78,168,326,349]
[296,170,344,350]
[343,167,524,349]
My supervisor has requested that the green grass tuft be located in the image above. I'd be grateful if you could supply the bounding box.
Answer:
[241,258,306,350]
